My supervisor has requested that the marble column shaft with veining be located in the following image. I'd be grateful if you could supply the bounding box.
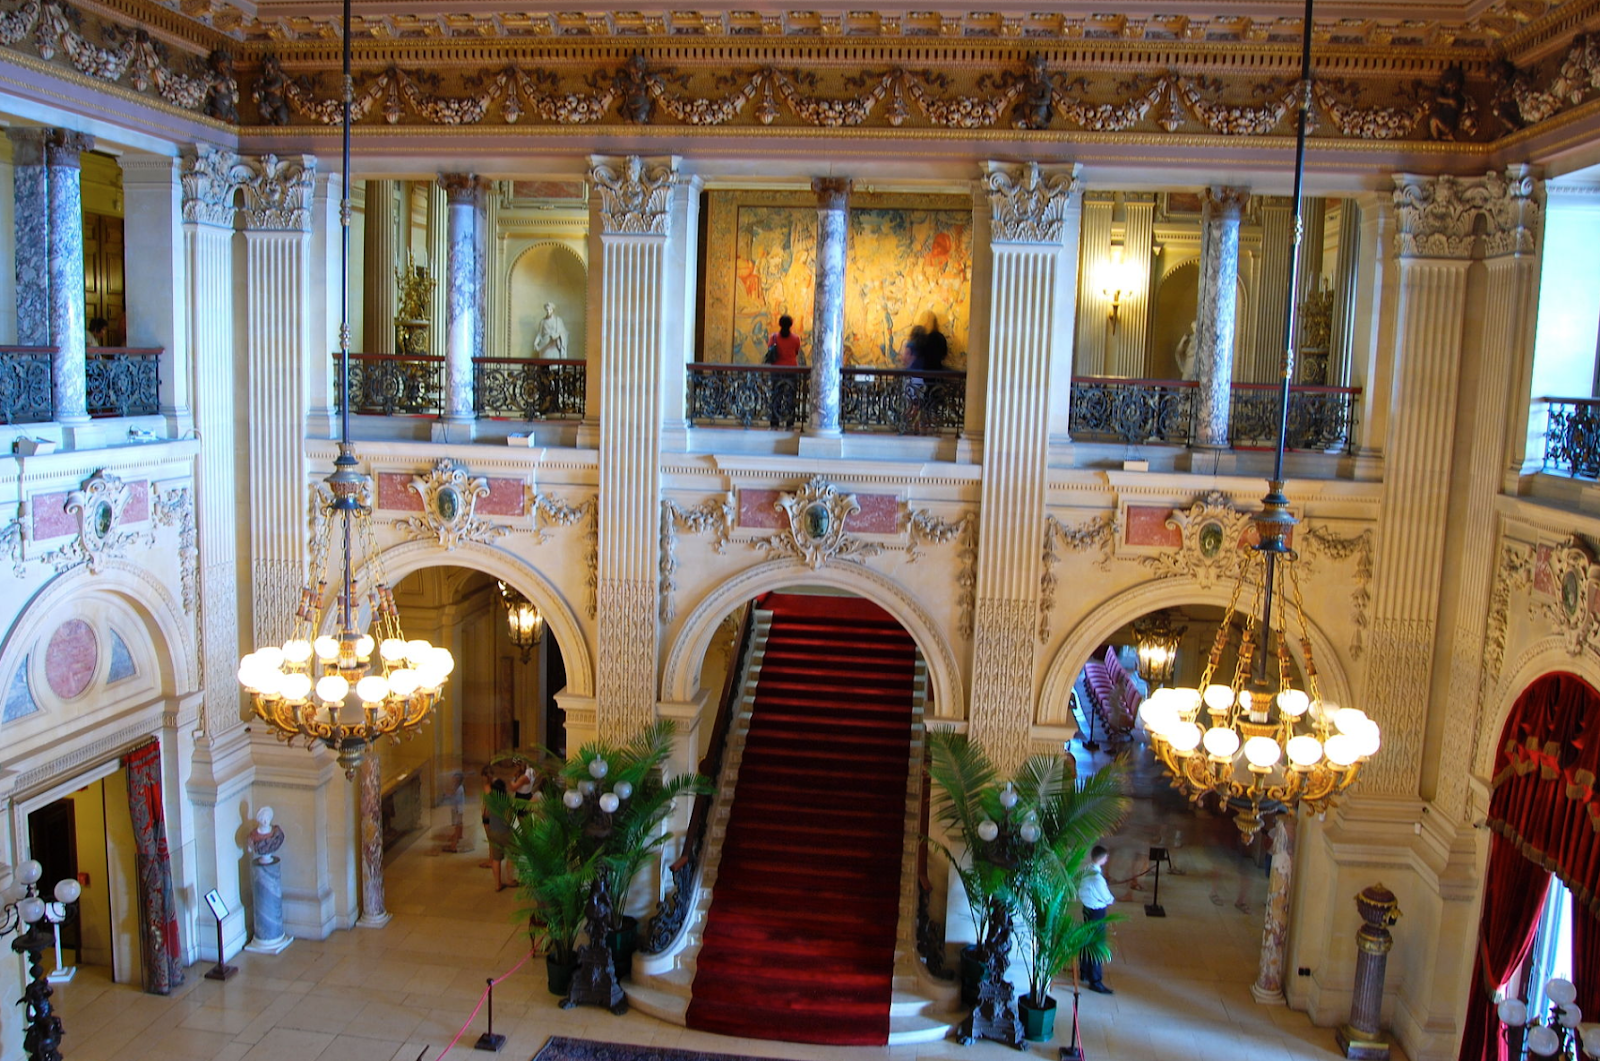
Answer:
[1193,187,1247,448]
[8,130,48,346]
[45,131,92,423]
[363,180,400,353]
[807,178,850,438]
[440,174,484,423]
[968,160,1079,773]
[1252,816,1295,1003]
[357,750,389,927]
[250,858,287,942]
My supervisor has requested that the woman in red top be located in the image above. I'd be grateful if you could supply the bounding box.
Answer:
[767,315,804,428]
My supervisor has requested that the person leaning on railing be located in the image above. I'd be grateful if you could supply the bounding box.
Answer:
[767,315,804,429]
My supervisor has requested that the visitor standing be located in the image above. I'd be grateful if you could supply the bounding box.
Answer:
[1079,844,1116,994]
[767,314,804,429]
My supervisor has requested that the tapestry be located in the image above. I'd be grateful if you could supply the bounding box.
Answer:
[531,1036,791,1061]
[702,190,972,370]
[125,741,184,995]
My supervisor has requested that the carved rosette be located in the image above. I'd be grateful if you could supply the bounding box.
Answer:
[589,155,677,235]
[1393,168,1541,260]
[393,458,508,550]
[983,160,1080,244]
[752,476,883,569]
[236,153,315,232]
[1139,491,1255,589]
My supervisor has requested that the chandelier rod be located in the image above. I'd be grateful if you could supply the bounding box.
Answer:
[337,0,354,636]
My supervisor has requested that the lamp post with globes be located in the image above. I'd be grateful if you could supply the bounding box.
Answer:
[4,859,82,1061]
[1498,978,1600,1059]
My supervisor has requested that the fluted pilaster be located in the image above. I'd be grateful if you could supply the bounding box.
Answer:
[1246,196,1294,385]
[1193,187,1248,448]
[1108,193,1154,377]
[426,181,449,359]
[1074,192,1113,375]
[363,180,399,353]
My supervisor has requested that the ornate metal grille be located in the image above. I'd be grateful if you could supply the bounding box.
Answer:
[685,364,811,429]
[1544,398,1600,480]
[86,348,161,418]
[473,358,586,421]
[1069,377,1197,444]
[841,367,965,435]
[1229,383,1359,453]
[337,353,444,416]
[0,347,54,425]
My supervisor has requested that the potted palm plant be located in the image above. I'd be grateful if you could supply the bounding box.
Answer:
[1018,850,1118,1041]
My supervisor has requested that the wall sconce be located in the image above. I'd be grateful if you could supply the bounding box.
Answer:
[1100,245,1143,331]
[498,581,544,664]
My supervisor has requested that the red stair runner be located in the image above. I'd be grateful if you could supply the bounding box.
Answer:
[685,593,916,1046]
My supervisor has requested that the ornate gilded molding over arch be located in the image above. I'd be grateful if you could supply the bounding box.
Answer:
[660,559,963,724]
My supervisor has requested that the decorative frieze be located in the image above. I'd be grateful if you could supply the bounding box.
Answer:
[1301,524,1374,659]
[903,509,978,638]
[1038,513,1117,642]
[588,155,676,236]
[153,485,198,617]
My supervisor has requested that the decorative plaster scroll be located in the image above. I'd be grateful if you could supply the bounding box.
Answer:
[750,476,884,569]
[659,495,735,623]
[0,513,23,577]
[153,485,198,617]
[526,487,599,619]
[1533,535,1600,657]
[1039,513,1117,643]
[983,161,1079,245]
[180,143,241,225]
[1300,524,1373,659]
[596,576,657,737]
[392,458,509,551]
[1392,168,1541,260]
[968,597,1036,774]
[903,509,977,639]
[588,155,676,236]
[1484,538,1535,687]
[1138,491,1253,589]
[42,471,149,575]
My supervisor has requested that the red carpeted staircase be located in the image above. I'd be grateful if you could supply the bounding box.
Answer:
[685,593,917,1046]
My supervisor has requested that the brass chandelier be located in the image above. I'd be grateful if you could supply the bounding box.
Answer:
[1135,0,1379,841]
[236,0,452,776]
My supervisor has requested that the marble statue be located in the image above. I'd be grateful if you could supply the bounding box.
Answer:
[244,807,293,955]
[1174,320,1199,381]
[532,303,569,358]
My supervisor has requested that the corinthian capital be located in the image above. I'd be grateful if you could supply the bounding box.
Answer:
[1393,169,1542,259]
[588,154,678,236]
[438,173,487,206]
[43,129,94,167]
[237,153,316,232]
[1479,165,1541,259]
[982,160,1081,245]
[181,143,244,227]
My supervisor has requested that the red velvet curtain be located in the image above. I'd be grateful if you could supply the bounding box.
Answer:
[125,741,184,995]
[1458,833,1549,1061]
[1576,908,1600,1021]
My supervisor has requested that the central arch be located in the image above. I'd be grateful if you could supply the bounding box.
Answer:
[661,558,964,721]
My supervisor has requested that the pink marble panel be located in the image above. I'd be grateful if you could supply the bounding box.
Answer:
[31,491,72,539]
[121,481,149,525]
[1534,544,1554,596]
[377,473,424,512]
[480,479,525,516]
[45,619,97,700]
[1126,505,1182,548]
[737,488,898,532]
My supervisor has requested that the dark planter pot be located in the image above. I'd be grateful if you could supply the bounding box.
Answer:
[546,953,578,997]
[959,944,984,1008]
[1020,994,1058,1042]
[607,915,639,981]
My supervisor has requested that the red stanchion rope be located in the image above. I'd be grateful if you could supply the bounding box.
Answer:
[435,946,539,1059]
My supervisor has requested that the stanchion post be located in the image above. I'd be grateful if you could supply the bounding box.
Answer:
[474,976,506,1052]
[1145,845,1170,917]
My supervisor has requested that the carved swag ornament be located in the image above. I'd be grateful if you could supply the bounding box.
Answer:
[751,476,883,569]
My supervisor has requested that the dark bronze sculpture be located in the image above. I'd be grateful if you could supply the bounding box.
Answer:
[562,878,628,1014]
[1009,54,1055,131]
[254,55,291,127]
[956,897,1024,1050]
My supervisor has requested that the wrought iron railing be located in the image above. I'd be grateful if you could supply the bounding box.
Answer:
[474,358,586,421]
[685,364,811,429]
[1229,382,1360,453]
[1070,376,1196,445]
[1543,397,1600,479]
[339,352,445,416]
[0,347,54,425]
[87,348,161,418]
[1069,376,1360,452]
[841,366,965,435]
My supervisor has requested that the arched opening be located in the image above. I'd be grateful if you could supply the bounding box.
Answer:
[507,243,586,360]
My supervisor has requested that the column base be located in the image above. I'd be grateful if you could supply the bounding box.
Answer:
[1346,451,1385,482]
[245,935,294,955]
[1179,447,1238,474]
[1250,982,1286,1006]
[356,911,393,930]
[576,420,601,449]
[431,418,477,444]
[659,421,691,453]
[798,433,845,459]
[1335,1025,1390,1060]
[956,433,983,464]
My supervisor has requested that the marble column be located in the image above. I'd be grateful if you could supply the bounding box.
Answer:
[1192,187,1248,449]
[7,129,48,346]
[1246,196,1295,386]
[1074,192,1113,375]
[967,160,1080,773]
[356,749,389,928]
[1252,816,1295,1004]
[45,130,93,425]
[806,177,850,446]
[240,154,317,649]
[589,154,681,738]
[363,180,399,353]
[1108,193,1155,378]
[438,173,485,441]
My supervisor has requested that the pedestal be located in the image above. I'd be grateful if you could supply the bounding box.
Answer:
[245,857,294,955]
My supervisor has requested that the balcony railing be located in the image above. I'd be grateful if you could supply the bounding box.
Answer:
[474,358,585,421]
[685,363,966,435]
[87,348,161,418]
[336,353,587,421]
[1069,376,1360,453]
[1544,397,1600,479]
[0,346,54,425]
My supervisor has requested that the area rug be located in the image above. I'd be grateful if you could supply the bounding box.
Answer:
[530,1036,788,1061]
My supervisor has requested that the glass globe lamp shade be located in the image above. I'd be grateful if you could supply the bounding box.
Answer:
[256,646,285,669]
[1581,1025,1600,1058]
[1325,734,1360,767]
[355,676,389,704]
[1203,684,1234,711]
[589,758,609,779]
[1202,726,1241,759]
[389,669,419,697]
[17,860,42,885]
[283,639,313,664]
[1141,698,1177,738]
[281,673,313,702]
[1498,998,1529,1027]
[598,793,620,813]
[1333,707,1369,734]
[1528,1025,1561,1057]
[355,634,375,659]
[998,783,1019,810]
[613,781,633,800]
[314,636,339,661]
[1352,719,1382,758]
[976,819,1000,843]
[562,789,584,810]
[1277,688,1311,717]
[53,879,81,904]
[1168,721,1203,754]
[18,896,44,923]
[1550,979,1580,1006]
[1286,735,1324,768]
[1244,736,1283,769]
[405,640,431,665]
[1172,688,1203,718]
[1561,1004,1584,1028]
[315,675,350,704]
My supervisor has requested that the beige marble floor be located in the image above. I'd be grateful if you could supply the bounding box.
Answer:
[47,738,1401,1061]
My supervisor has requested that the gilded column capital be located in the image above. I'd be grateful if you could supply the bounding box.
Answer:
[181,144,244,227]
[1204,185,1251,218]
[812,177,852,211]
[982,160,1081,244]
[588,154,679,236]
[236,153,316,232]
[42,129,94,167]
[438,173,487,206]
